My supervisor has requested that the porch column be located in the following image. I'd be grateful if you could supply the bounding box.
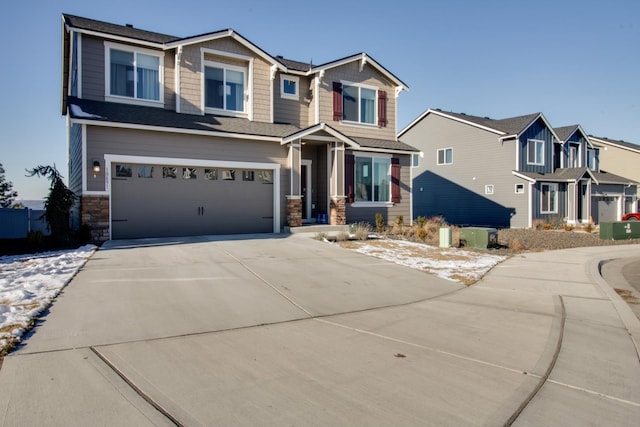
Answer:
[286,140,302,227]
[330,141,346,225]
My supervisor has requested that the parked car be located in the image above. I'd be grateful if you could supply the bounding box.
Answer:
[622,213,640,221]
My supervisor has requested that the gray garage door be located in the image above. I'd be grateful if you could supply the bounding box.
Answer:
[111,163,274,239]
[591,196,618,224]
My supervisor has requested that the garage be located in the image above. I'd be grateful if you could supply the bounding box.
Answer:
[591,196,618,224]
[110,161,275,239]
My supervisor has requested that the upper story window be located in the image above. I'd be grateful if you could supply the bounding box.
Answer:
[280,75,299,100]
[204,61,246,114]
[105,42,163,105]
[568,145,579,168]
[332,82,387,127]
[437,148,453,165]
[587,148,598,171]
[527,139,545,166]
[343,83,376,125]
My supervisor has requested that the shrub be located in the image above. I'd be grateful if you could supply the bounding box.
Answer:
[354,222,372,240]
[335,231,350,242]
[532,219,545,230]
[563,223,575,232]
[313,232,328,241]
[509,238,526,251]
[415,216,427,228]
[27,230,44,247]
[375,213,385,233]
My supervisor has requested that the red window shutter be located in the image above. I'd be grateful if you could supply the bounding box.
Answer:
[345,154,355,203]
[391,157,400,203]
[333,82,343,121]
[378,90,387,127]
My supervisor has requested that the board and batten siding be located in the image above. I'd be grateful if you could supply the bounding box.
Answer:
[68,123,84,231]
[344,153,411,226]
[518,118,555,174]
[85,126,290,228]
[317,62,397,140]
[178,38,272,122]
[532,182,567,222]
[400,113,527,228]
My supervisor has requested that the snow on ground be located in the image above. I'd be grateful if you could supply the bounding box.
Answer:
[0,245,96,352]
[343,239,506,285]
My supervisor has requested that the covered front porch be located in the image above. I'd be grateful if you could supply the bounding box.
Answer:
[283,124,358,228]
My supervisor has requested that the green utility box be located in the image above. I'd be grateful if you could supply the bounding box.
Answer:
[599,221,640,240]
[459,227,498,248]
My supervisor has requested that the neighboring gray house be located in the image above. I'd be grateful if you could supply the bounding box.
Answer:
[61,14,416,241]
[398,109,636,228]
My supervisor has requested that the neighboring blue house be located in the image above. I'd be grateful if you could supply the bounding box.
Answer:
[398,109,636,228]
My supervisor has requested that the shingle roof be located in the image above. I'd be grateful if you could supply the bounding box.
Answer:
[68,97,299,138]
[275,57,312,72]
[63,14,179,44]
[589,135,640,152]
[352,137,418,152]
[516,168,592,182]
[67,98,416,152]
[433,110,541,136]
[592,170,637,185]
[553,125,580,141]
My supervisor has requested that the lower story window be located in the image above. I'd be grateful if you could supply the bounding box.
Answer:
[541,183,558,213]
[355,156,390,202]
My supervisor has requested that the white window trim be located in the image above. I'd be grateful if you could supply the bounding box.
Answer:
[540,183,558,214]
[280,74,299,100]
[202,59,249,118]
[104,41,164,107]
[341,80,378,126]
[515,183,525,194]
[485,184,494,195]
[352,153,392,206]
[437,147,453,165]
[526,139,545,166]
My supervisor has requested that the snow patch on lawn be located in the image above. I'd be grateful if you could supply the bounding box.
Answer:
[348,239,506,284]
[0,245,96,351]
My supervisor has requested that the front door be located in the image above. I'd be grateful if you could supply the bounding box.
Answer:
[301,160,312,222]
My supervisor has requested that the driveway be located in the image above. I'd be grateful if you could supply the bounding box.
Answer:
[1,235,639,426]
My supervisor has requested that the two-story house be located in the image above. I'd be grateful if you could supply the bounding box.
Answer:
[588,136,640,215]
[398,109,636,228]
[61,14,417,241]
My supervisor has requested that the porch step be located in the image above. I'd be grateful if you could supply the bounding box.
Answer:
[286,224,349,235]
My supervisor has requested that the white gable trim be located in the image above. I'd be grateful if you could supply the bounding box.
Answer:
[282,123,359,147]
[589,136,640,154]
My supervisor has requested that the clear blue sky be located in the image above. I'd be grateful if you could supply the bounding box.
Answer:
[1,0,638,200]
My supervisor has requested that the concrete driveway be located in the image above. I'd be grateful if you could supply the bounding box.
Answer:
[1,235,639,426]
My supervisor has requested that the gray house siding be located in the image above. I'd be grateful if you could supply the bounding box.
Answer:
[85,126,291,228]
[518,118,554,174]
[344,154,411,226]
[68,123,83,230]
[401,113,527,228]
[81,35,104,102]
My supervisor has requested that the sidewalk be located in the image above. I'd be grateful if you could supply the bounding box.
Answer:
[476,245,640,425]
[0,240,638,426]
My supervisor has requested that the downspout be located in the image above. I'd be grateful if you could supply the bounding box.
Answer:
[270,65,277,123]
[175,46,183,113]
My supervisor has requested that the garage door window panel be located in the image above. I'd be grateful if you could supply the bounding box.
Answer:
[243,171,255,181]
[183,168,197,180]
[137,165,153,178]
[163,167,177,179]
[205,169,217,180]
[115,164,132,178]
